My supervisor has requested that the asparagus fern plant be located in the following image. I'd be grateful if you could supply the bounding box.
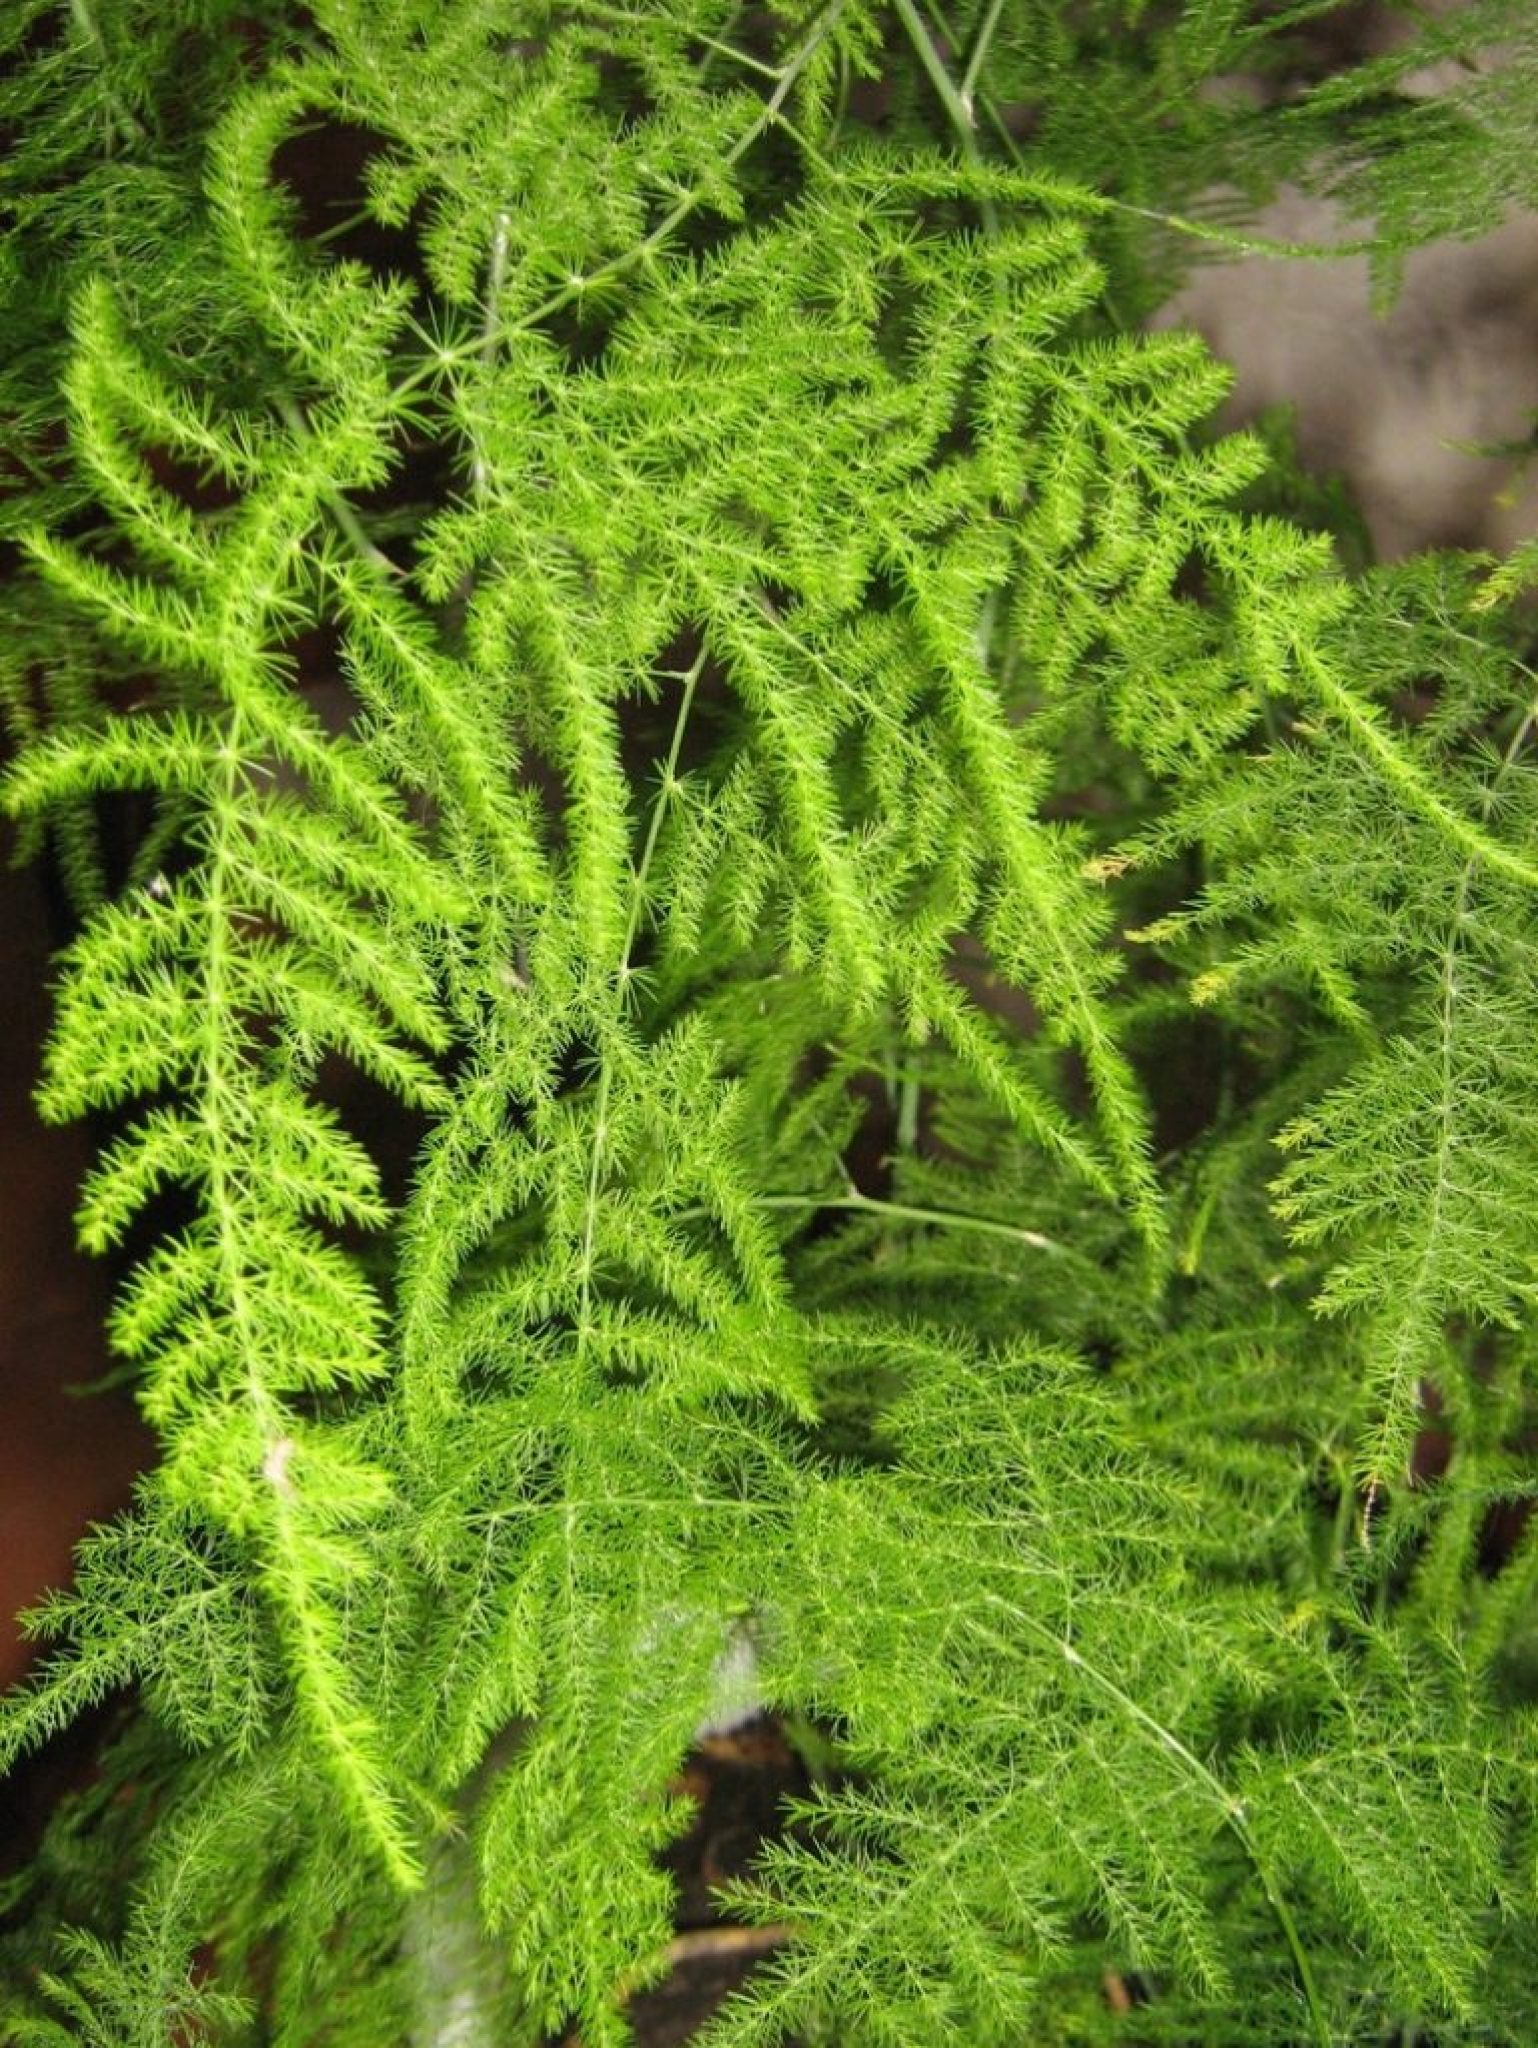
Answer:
[4,2,1538,2041]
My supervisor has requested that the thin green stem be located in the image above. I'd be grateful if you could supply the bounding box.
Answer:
[473,1494,771,1521]
[389,1,847,412]
[201,708,419,1888]
[694,30,780,83]
[895,0,1001,244]
[1299,645,1538,892]
[1103,195,1376,265]
[273,393,403,582]
[922,0,1376,267]
[576,641,711,1337]
[623,651,711,972]
[894,0,980,161]
[959,0,1008,114]
[678,1187,1061,1254]
[983,1596,1331,2048]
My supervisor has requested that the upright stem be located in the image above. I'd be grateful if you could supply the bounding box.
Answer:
[469,211,513,502]
[892,0,998,241]
[576,643,711,1341]
[959,0,1008,117]
[893,0,979,161]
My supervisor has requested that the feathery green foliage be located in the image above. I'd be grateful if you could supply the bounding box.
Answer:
[3,2,1538,2043]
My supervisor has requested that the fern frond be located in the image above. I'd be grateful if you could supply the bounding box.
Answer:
[5,4,1538,2041]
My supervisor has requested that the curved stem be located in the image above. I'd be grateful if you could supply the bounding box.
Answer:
[1299,646,1538,893]
[893,0,999,244]
[959,0,1007,115]
[984,1596,1331,2047]
[894,0,979,161]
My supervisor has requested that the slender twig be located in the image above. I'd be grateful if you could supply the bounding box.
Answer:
[675,1187,1062,1254]
[920,0,1378,267]
[468,210,512,502]
[272,393,404,582]
[959,0,1008,120]
[614,1920,796,2004]
[576,641,711,1340]
[389,1,848,410]
[982,1596,1331,2048]
[1103,1969,1135,2015]
[693,31,781,82]
[665,1922,796,1966]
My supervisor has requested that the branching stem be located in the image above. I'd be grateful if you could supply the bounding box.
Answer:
[920,0,1378,266]
[959,0,1007,117]
[390,1,847,411]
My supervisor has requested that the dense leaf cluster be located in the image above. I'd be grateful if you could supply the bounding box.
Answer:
[3,3,1538,2043]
